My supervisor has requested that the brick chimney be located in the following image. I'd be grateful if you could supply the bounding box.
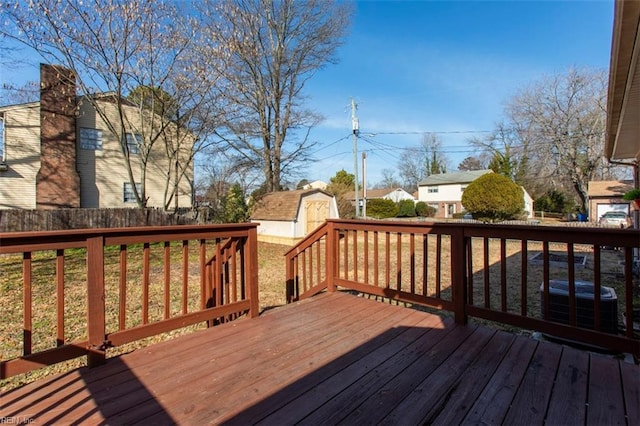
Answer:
[36,63,81,208]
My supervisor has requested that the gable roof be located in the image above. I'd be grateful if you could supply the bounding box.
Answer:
[0,101,40,112]
[418,170,493,186]
[344,187,410,200]
[250,188,333,221]
[587,180,634,197]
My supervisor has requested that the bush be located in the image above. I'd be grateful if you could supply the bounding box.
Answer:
[533,189,575,213]
[366,198,399,219]
[415,201,436,217]
[397,199,416,217]
[461,173,523,222]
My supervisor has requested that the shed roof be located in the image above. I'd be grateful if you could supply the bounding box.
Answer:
[418,170,492,186]
[250,188,333,221]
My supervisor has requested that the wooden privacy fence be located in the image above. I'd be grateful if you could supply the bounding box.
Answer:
[0,208,207,233]
[286,219,640,356]
[0,224,259,379]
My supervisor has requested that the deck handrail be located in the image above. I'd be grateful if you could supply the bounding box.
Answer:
[0,224,259,379]
[286,219,640,357]
[285,221,331,302]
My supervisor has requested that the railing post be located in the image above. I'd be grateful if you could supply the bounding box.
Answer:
[327,221,336,293]
[451,228,468,325]
[86,235,106,367]
[285,256,295,303]
[247,227,260,317]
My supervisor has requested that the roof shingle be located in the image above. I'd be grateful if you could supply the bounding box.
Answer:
[250,189,332,221]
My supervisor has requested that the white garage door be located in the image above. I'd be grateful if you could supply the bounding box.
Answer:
[596,203,629,221]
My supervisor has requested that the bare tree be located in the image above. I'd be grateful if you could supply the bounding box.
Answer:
[398,133,449,192]
[198,149,261,205]
[1,81,40,105]
[199,0,352,193]
[501,68,616,211]
[468,123,533,189]
[374,168,402,189]
[1,0,219,209]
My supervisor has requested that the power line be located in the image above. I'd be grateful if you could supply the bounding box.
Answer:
[308,134,351,155]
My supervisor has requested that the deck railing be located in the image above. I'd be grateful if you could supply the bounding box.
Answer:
[285,219,640,356]
[0,224,259,379]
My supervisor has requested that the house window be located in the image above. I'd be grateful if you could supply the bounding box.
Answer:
[461,185,467,192]
[125,133,142,154]
[123,182,142,203]
[79,127,103,150]
[428,203,439,212]
[427,186,438,193]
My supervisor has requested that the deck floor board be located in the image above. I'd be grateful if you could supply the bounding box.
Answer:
[503,340,563,425]
[545,345,589,425]
[1,291,638,426]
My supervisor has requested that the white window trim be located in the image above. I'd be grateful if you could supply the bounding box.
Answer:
[123,182,142,203]
[125,133,142,154]
[79,127,103,150]
[427,186,439,193]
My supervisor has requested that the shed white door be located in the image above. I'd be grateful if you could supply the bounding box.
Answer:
[306,200,329,233]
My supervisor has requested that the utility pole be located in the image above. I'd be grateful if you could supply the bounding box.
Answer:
[351,98,359,218]
[362,151,367,218]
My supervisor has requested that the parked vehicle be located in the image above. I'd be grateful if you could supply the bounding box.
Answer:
[598,211,632,228]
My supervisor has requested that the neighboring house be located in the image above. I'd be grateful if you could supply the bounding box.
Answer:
[417,170,492,218]
[417,169,534,219]
[587,180,633,222]
[0,64,193,210]
[250,189,339,244]
[302,180,327,190]
[521,190,534,218]
[346,187,416,206]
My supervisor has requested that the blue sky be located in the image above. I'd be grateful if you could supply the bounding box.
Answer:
[0,0,615,188]
[304,0,615,187]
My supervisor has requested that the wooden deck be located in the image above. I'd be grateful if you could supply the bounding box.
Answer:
[2,291,639,425]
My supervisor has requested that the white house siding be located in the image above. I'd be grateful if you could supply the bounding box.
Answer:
[76,100,192,209]
[252,220,295,238]
[418,183,465,217]
[0,104,41,209]
[523,189,534,218]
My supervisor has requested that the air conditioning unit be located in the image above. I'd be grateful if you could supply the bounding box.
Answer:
[540,280,618,334]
